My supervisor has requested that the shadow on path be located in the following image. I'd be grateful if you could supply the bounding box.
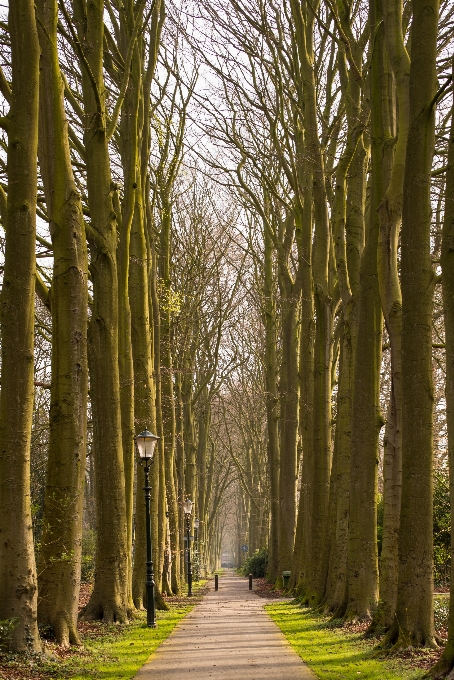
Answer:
[134,570,316,679]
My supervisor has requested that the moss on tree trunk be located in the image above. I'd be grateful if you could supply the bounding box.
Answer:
[383,0,439,649]
[0,0,41,653]
[73,0,130,623]
[35,0,89,647]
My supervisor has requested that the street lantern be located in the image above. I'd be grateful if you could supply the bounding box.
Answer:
[184,498,193,596]
[134,429,160,628]
[135,429,159,463]
[194,518,200,530]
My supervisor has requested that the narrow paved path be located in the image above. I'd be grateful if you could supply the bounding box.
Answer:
[134,571,316,679]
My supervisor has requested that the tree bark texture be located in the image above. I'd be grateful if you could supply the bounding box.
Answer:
[346,0,386,620]
[159,200,181,594]
[277,273,300,576]
[0,0,41,652]
[292,175,314,596]
[262,221,280,582]
[36,0,89,646]
[386,0,439,648]
[373,0,409,632]
[73,0,130,622]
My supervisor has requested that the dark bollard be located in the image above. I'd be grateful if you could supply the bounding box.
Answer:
[215,574,219,591]
[249,573,253,590]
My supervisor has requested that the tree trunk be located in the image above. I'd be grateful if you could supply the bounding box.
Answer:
[115,9,138,611]
[196,390,210,579]
[159,200,181,594]
[345,3,386,618]
[73,0,130,622]
[373,0,409,632]
[292,160,314,596]
[131,0,165,607]
[308,288,333,606]
[0,0,41,653]
[323,318,350,615]
[36,0,88,646]
[263,222,280,582]
[175,373,186,582]
[384,0,439,648]
[289,0,333,605]
[277,275,300,577]
[324,94,366,614]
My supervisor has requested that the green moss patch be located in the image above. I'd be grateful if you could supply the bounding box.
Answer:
[266,602,427,680]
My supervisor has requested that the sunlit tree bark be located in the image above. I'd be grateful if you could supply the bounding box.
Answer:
[372,0,410,631]
[384,0,439,648]
[36,0,88,646]
[71,0,130,622]
[0,0,41,652]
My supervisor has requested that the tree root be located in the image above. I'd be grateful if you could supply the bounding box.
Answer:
[424,655,454,679]
[53,613,82,647]
[373,623,439,657]
[342,609,373,624]
[155,591,170,611]
[79,593,133,624]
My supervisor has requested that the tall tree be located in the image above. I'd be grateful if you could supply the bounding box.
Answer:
[0,0,41,652]
[345,0,385,620]
[263,212,280,582]
[373,0,410,631]
[290,0,333,605]
[384,0,440,648]
[70,0,130,622]
[35,0,89,646]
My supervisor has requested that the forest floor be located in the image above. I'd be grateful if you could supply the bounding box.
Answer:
[264,587,450,680]
[0,580,209,680]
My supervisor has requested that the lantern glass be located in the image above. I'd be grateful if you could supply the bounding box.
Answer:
[183,498,193,515]
[194,518,200,530]
[134,430,159,462]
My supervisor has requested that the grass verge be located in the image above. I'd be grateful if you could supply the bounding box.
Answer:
[0,580,208,680]
[266,601,429,680]
[59,603,192,680]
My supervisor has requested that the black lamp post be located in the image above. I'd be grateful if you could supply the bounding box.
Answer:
[135,429,160,628]
[183,498,193,596]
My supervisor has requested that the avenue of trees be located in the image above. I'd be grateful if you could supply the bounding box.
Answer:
[1,0,454,677]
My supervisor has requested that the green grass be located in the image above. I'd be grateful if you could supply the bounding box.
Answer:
[266,601,426,680]
[2,608,191,680]
[0,580,209,680]
[60,605,191,679]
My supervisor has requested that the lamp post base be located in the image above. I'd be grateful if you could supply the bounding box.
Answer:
[146,580,157,628]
